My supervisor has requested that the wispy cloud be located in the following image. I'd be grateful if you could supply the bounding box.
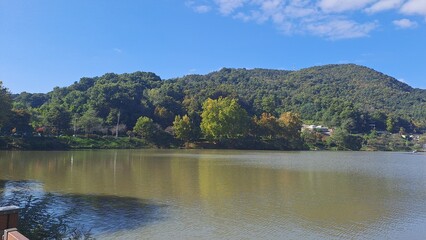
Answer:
[365,0,404,13]
[306,19,378,39]
[400,0,426,16]
[113,48,123,54]
[318,0,376,13]
[195,5,212,13]
[187,0,425,39]
[215,0,246,14]
[186,0,212,13]
[393,18,418,28]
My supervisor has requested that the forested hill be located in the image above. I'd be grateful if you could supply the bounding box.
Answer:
[169,64,425,118]
[11,64,426,133]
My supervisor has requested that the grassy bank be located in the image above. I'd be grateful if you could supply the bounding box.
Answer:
[0,136,152,150]
[1,133,424,152]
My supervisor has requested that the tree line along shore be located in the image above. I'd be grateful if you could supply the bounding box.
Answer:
[1,64,425,151]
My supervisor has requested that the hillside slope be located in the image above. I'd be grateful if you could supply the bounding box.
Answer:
[13,64,426,132]
[167,64,425,122]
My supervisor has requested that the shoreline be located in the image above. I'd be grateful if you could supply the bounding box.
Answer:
[1,136,423,152]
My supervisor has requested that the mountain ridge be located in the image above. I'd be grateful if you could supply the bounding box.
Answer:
[11,64,426,132]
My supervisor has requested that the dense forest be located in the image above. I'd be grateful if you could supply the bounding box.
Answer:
[1,64,425,151]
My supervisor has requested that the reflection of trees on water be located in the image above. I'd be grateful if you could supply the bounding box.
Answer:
[0,180,6,194]
[61,194,166,234]
[0,180,166,239]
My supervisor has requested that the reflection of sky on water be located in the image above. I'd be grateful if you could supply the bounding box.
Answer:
[1,180,45,199]
[0,180,167,236]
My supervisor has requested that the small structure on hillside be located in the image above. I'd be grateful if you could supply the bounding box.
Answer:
[302,125,332,136]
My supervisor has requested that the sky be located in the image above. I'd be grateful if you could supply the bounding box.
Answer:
[0,0,425,94]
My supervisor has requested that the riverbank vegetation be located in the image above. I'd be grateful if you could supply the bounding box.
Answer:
[1,64,425,151]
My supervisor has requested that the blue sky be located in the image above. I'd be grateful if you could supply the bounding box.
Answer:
[0,0,425,93]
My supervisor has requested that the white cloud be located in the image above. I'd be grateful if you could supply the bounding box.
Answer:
[283,5,317,18]
[365,0,404,13]
[227,0,378,39]
[186,0,424,39]
[194,5,212,13]
[306,19,378,39]
[318,0,375,13]
[113,48,123,54]
[214,0,246,15]
[259,0,283,13]
[401,0,426,16]
[393,18,418,28]
[186,1,212,13]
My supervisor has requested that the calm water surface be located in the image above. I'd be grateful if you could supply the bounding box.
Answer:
[0,150,425,239]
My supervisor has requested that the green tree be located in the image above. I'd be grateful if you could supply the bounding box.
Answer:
[301,130,326,150]
[386,115,413,133]
[253,113,280,139]
[329,128,363,150]
[42,103,71,135]
[133,116,173,147]
[339,107,365,133]
[278,112,302,137]
[173,115,193,142]
[133,116,158,140]
[12,92,49,109]
[277,112,303,149]
[86,72,161,130]
[261,96,277,114]
[79,109,104,134]
[371,111,387,131]
[0,81,12,131]
[200,97,249,140]
[3,109,33,135]
[134,116,174,147]
[154,106,175,128]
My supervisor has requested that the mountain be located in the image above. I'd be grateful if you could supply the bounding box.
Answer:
[165,64,425,129]
[12,64,426,132]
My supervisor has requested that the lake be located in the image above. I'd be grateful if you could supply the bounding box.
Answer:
[0,150,425,239]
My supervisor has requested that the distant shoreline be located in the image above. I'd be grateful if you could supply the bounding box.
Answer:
[1,136,423,152]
